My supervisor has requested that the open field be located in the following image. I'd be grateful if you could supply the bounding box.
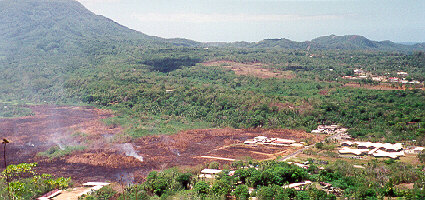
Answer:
[202,61,296,79]
[0,106,323,184]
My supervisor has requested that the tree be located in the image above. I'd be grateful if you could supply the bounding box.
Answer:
[232,185,250,200]
[176,173,192,190]
[1,163,70,199]
[418,149,425,163]
[194,181,210,198]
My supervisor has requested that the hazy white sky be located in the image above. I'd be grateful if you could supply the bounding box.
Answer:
[76,0,425,42]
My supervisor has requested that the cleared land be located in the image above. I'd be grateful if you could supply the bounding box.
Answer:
[0,106,323,184]
[202,61,295,79]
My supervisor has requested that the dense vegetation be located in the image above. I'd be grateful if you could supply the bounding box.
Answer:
[80,159,425,199]
[0,163,71,199]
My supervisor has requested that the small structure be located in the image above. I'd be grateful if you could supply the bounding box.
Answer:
[339,147,369,156]
[389,77,400,83]
[283,181,312,190]
[353,69,365,75]
[254,136,268,143]
[244,136,298,146]
[341,141,353,147]
[405,146,425,154]
[293,162,309,169]
[397,72,408,76]
[272,138,296,146]
[339,141,405,159]
[199,169,222,178]
[353,165,365,169]
[311,125,345,135]
[372,76,386,82]
[380,143,403,152]
[244,140,257,145]
[372,150,404,159]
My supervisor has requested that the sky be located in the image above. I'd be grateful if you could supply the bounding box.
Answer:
[76,0,425,43]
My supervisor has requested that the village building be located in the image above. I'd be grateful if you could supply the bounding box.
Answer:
[244,136,298,146]
[199,169,223,178]
[283,181,312,190]
[397,71,408,76]
[339,141,405,159]
[353,69,365,75]
[389,77,400,83]
[405,146,425,154]
[311,125,346,135]
[339,147,369,156]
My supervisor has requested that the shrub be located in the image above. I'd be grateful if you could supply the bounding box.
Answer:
[232,185,249,200]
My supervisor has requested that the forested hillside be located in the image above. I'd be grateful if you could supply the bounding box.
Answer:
[218,35,425,51]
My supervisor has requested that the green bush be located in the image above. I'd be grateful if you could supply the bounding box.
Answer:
[37,145,86,158]
[232,185,250,200]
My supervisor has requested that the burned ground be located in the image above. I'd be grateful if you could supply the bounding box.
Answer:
[0,106,322,184]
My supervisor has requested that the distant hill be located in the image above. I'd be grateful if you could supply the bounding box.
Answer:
[218,34,425,51]
[0,0,167,57]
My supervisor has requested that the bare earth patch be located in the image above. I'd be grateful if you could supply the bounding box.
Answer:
[202,61,295,79]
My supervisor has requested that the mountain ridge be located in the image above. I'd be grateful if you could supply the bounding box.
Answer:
[0,0,424,54]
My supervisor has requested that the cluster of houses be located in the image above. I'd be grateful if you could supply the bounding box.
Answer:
[339,141,405,159]
[244,136,303,147]
[311,125,348,136]
[342,69,422,85]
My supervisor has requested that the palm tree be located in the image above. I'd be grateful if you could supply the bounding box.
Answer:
[2,138,10,200]
[2,138,9,169]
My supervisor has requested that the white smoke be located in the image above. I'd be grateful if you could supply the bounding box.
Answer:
[121,143,143,162]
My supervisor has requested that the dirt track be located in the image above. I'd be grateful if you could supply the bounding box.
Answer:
[0,105,322,184]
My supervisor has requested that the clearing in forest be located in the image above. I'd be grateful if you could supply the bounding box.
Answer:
[202,61,295,79]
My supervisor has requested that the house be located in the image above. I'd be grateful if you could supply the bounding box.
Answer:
[372,76,386,82]
[311,129,324,134]
[339,147,369,156]
[353,69,365,75]
[389,77,400,83]
[341,141,353,147]
[356,142,375,149]
[380,143,403,152]
[272,138,296,144]
[405,146,425,154]
[397,72,408,76]
[244,140,257,145]
[199,169,223,178]
[283,181,312,190]
[372,150,404,159]
[254,136,268,142]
